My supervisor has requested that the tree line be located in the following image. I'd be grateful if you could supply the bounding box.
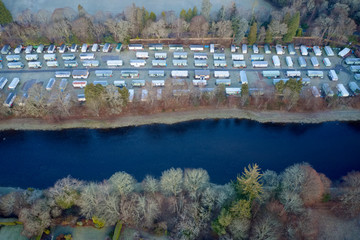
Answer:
[0,0,358,46]
[0,164,360,239]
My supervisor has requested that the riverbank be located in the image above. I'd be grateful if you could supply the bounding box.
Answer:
[0,108,360,130]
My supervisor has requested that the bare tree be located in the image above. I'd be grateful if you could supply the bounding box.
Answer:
[201,0,212,21]
[189,16,209,38]
[172,18,189,38]
[142,175,159,195]
[339,171,360,217]
[160,168,184,197]
[142,19,168,41]
[109,171,136,196]
[105,19,131,42]
[184,168,210,200]
[268,20,288,37]
[214,20,233,38]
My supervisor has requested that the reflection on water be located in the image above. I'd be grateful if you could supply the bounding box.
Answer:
[0,119,360,189]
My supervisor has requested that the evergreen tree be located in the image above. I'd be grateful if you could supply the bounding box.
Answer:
[265,27,273,44]
[149,12,156,22]
[192,6,198,17]
[180,9,186,19]
[248,22,257,45]
[201,0,212,21]
[0,0,13,25]
[283,12,300,43]
[217,5,226,21]
[229,2,237,21]
[236,164,263,202]
[186,8,193,22]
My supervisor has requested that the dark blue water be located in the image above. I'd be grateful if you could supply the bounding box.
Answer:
[1,119,360,189]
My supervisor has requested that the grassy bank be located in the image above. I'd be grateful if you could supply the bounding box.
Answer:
[0,108,360,131]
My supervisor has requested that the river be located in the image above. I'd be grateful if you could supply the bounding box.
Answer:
[0,119,360,189]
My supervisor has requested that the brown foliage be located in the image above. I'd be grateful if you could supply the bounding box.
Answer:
[300,165,327,206]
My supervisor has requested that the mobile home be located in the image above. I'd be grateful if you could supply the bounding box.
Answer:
[6,55,21,62]
[276,44,285,55]
[349,82,360,95]
[25,45,33,54]
[79,53,95,60]
[189,45,204,51]
[288,44,296,55]
[345,58,360,65]
[337,84,349,97]
[7,62,24,69]
[156,88,162,100]
[62,54,76,60]
[214,53,226,60]
[232,54,244,61]
[78,94,86,102]
[215,79,231,86]
[194,60,208,67]
[286,71,301,77]
[25,54,39,61]
[252,45,259,54]
[323,58,331,67]
[226,87,241,96]
[173,52,187,59]
[298,57,306,67]
[93,81,108,87]
[286,56,293,67]
[102,43,111,52]
[46,78,55,90]
[250,55,264,61]
[233,61,246,68]
[128,44,144,50]
[231,44,236,53]
[154,52,167,59]
[338,48,351,58]
[59,79,68,91]
[36,44,44,53]
[82,60,100,67]
[106,60,123,67]
[210,44,215,53]
[59,44,66,53]
[141,89,148,101]
[152,80,165,87]
[152,60,167,67]
[322,83,334,97]
[28,61,42,69]
[44,54,57,61]
[242,44,247,54]
[91,44,99,52]
[192,79,207,86]
[95,70,112,77]
[136,51,149,59]
[47,44,56,53]
[264,44,271,54]
[214,71,230,78]
[173,59,188,67]
[0,77,8,89]
[194,70,210,79]
[64,61,78,68]
[194,53,208,60]
[70,44,78,52]
[72,69,89,79]
[116,43,122,52]
[3,93,16,107]
[300,45,308,56]
[328,70,338,81]
[130,59,146,67]
[8,78,20,90]
[313,46,322,56]
[169,44,183,51]
[81,44,88,53]
[132,80,146,87]
[311,57,320,67]
[239,70,248,84]
[354,74,360,81]
[148,44,163,50]
[13,45,20,54]
[350,66,360,72]
[1,45,10,54]
[311,86,321,97]
[55,71,71,78]
[272,55,281,67]
[263,70,281,78]
[171,70,189,78]
[324,46,334,56]
[114,80,126,87]
[121,70,139,78]
[128,89,134,102]
[47,61,59,67]
[252,61,268,68]
[149,70,165,77]
[214,60,227,67]
[72,80,87,88]
[307,70,324,78]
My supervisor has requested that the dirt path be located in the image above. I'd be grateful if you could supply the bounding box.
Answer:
[0,108,360,131]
